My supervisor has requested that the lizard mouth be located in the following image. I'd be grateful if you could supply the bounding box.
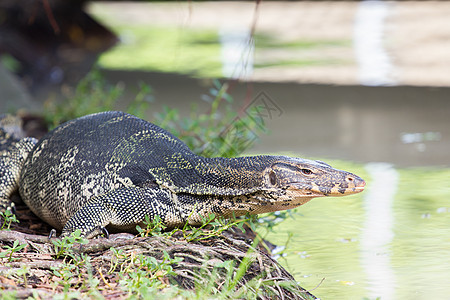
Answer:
[285,185,327,198]
[346,176,366,194]
[288,177,366,197]
[323,177,366,196]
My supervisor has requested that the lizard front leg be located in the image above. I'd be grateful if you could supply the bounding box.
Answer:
[61,186,178,238]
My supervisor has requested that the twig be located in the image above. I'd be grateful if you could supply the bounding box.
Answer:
[306,277,326,293]
[41,0,60,34]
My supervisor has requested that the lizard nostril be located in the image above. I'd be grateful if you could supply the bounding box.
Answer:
[347,175,366,188]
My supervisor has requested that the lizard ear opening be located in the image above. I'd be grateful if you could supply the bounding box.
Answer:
[269,170,277,186]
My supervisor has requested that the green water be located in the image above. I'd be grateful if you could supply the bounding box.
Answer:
[262,160,450,300]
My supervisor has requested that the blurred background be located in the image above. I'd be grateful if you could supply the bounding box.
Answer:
[1,1,449,299]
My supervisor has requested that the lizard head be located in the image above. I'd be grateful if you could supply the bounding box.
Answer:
[248,156,365,214]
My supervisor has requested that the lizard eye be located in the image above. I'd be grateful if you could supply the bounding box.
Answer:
[301,168,313,175]
[269,171,277,185]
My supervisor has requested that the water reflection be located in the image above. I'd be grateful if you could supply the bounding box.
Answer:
[219,28,254,79]
[400,132,442,153]
[353,0,396,86]
[262,161,450,299]
[360,163,398,299]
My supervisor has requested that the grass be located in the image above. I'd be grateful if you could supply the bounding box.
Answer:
[253,58,344,69]
[94,22,350,77]
[253,33,351,50]
[98,26,223,78]
[0,214,310,299]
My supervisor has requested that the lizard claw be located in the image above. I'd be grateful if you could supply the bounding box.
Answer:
[48,229,57,239]
[9,202,16,214]
[101,227,110,239]
[0,199,15,214]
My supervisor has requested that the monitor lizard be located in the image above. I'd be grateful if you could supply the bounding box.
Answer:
[0,111,365,238]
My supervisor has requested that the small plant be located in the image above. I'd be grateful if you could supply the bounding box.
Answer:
[15,265,30,288]
[257,210,296,234]
[222,256,253,296]
[0,209,19,230]
[0,240,27,262]
[154,79,266,158]
[44,69,122,128]
[180,212,258,243]
[43,68,153,129]
[51,229,89,260]
[50,254,96,296]
[136,215,167,238]
[191,235,302,300]
[108,247,128,274]
[127,81,153,120]
[115,250,183,298]
[50,261,80,293]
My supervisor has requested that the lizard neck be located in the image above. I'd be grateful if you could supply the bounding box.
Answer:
[149,153,279,196]
[180,155,276,195]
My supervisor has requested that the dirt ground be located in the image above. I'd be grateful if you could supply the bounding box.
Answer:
[89,1,450,87]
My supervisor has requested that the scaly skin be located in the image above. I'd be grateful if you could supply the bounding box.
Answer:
[0,115,37,212]
[0,112,365,238]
